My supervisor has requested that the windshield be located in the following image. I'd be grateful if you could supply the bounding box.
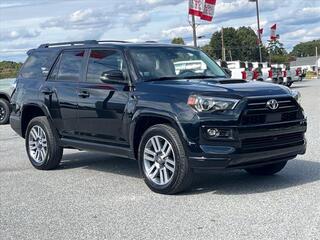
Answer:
[129,46,226,81]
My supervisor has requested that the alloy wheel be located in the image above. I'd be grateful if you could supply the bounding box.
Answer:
[0,106,5,121]
[28,125,48,164]
[143,135,176,185]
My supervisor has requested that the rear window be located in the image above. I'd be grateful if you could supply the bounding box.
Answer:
[19,51,57,80]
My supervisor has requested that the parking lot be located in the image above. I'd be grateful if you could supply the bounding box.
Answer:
[0,79,319,240]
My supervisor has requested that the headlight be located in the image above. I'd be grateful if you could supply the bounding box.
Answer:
[291,90,301,103]
[187,95,239,112]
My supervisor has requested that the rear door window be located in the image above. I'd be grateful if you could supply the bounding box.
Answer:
[56,50,85,82]
[19,51,57,79]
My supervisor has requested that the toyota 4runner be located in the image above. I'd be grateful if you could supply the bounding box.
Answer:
[10,40,307,194]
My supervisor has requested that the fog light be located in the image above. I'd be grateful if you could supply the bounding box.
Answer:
[207,128,220,137]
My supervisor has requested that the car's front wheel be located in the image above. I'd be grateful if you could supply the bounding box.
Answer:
[138,124,193,194]
[26,116,63,170]
[245,161,288,176]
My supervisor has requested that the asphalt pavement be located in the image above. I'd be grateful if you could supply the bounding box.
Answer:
[1,79,319,240]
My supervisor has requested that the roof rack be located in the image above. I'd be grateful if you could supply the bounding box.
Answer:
[38,40,130,48]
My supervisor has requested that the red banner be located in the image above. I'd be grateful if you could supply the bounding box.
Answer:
[200,0,216,22]
[189,0,205,17]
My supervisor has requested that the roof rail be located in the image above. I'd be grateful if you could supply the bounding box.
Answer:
[39,40,98,48]
[38,40,131,48]
[97,40,131,44]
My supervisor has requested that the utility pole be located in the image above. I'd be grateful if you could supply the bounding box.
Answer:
[249,0,262,62]
[221,27,226,61]
[316,46,319,79]
[191,15,197,48]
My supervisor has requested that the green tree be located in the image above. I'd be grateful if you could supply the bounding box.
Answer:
[205,27,268,62]
[290,39,320,57]
[171,37,185,45]
[0,61,23,79]
[267,39,286,55]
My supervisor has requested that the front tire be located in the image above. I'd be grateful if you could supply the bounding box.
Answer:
[245,161,288,176]
[138,124,193,194]
[0,98,10,125]
[26,116,63,170]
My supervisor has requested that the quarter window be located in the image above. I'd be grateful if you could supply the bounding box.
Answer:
[19,51,57,79]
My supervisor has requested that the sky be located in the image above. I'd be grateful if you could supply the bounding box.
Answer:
[0,0,319,62]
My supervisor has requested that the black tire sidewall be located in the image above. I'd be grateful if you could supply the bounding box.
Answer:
[138,125,186,193]
[0,99,10,124]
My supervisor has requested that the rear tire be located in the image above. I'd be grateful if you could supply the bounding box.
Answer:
[26,116,63,170]
[245,161,288,176]
[138,124,193,194]
[0,98,10,125]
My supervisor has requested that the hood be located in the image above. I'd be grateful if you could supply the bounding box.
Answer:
[139,78,292,99]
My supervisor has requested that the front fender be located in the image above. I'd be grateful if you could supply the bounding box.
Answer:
[129,108,189,150]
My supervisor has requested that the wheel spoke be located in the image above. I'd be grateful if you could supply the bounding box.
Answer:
[163,168,169,183]
[145,148,156,157]
[150,167,159,179]
[159,168,164,184]
[144,155,155,162]
[150,138,159,152]
[165,163,175,173]
[154,136,162,152]
[30,128,38,139]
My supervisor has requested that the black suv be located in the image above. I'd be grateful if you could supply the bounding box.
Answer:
[10,40,307,194]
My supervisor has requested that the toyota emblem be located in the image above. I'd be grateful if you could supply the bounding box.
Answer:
[266,99,279,110]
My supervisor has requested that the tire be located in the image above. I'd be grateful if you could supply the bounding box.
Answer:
[138,124,193,194]
[287,82,293,87]
[25,116,63,170]
[245,161,288,176]
[0,98,10,125]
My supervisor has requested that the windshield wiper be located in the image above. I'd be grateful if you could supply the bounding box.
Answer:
[144,76,182,82]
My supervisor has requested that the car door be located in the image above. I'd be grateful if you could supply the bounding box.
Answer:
[76,48,131,146]
[43,49,86,137]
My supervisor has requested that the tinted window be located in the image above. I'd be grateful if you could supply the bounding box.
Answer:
[86,50,128,83]
[57,50,84,81]
[19,51,57,79]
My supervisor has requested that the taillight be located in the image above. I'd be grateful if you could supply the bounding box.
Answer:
[241,71,247,80]
[268,69,273,78]
[295,69,299,76]
[253,70,259,80]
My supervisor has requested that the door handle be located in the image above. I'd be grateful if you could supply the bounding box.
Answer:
[41,87,54,95]
[78,90,90,98]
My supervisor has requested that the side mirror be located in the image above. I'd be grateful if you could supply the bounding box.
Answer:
[222,67,232,78]
[100,70,125,84]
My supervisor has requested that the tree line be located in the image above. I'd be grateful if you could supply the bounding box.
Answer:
[171,27,320,64]
[0,61,23,79]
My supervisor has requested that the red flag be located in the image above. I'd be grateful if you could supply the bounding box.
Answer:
[258,28,263,35]
[189,0,205,17]
[200,0,216,22]
[270,24,277,40]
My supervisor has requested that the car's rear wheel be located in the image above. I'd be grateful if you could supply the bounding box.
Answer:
[26,116,63,170]
[138,124,193,194]
[0,98,10,125]
[245,161,288,176]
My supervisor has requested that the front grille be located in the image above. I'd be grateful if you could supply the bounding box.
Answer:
[241,132,304,152]
[241,97,300,125]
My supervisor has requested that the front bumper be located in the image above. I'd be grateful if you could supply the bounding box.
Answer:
[187,119,307,170]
